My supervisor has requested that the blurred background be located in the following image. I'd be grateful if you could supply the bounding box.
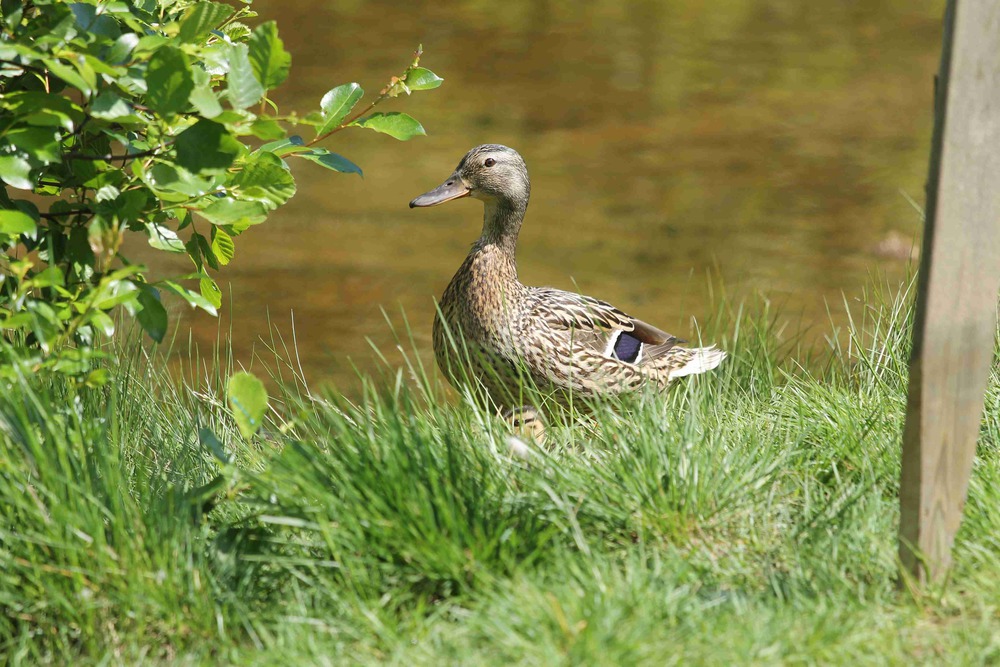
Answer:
[146,0,942,389]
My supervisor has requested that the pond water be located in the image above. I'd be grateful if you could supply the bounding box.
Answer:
[145,0,941,389]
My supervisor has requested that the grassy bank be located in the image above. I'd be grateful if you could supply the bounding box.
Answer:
[2,282,999,664]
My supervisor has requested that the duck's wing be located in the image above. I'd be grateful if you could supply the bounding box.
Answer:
[526,288,686,365]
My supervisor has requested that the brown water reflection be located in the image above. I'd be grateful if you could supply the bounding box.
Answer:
[145,0,940,389]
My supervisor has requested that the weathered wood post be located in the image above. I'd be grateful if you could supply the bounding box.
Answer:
[898,0,1000,583]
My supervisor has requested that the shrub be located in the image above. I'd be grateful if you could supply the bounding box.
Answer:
[0,0,441,378]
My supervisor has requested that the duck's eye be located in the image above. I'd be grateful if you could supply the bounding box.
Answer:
[484,158,496,167]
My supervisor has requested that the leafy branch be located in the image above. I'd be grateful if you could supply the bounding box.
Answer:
[0,0,443,379]
[307,46,441,147]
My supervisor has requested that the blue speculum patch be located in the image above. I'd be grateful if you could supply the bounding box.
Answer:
[613,332,642,363]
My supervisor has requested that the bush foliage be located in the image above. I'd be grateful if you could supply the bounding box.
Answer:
[0,0,441,378]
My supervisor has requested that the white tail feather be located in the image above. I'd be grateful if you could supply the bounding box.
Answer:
[668,346,727,380]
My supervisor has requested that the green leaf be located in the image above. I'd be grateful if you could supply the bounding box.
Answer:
[24,301,61,353]
[227,371,268,439]
[231,152,295,210]
[146,223,186,253]
[189,65,225,118]
[87,310,116,337]
[199,276,222,308]
[199,428,230,463]
[83,54,124,79]
[107,33,139,64]
[248,118,285,140]
[95,185,120,203]
[84,368,111,387]
[227,43,264,109]
[175,119,241,174]
[197,198,268,226]
[69,3,120,40]
[145,46,195,115]
[248,21,290,91]
[406,67,443,91]
[136,286,168,343]
[0,210,37,236]
[317,83,363,136]
[301,110,325,126]
[190,83,223,118]
[90,91,141,122]
[88,216,116,263]
[211,109,254,125]
[192,232,218,270]
[159,279,218,315]
[211,227,235,265]
[43,58,94,96]
[143,162,223,201]
[1,3,26,34]
[0,155,33,190]
[115,189,153,222]
[298,149,362,177]
[1,91,82,132]
[179,2,233,43]
[92,273,140,310]
[32,266,65,288]
[4,127,60,164]
[222,21,251,42]
[351,112,426,141]
[258,135,309,157]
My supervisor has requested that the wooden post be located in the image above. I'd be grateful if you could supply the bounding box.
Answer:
[899,0,1000,583]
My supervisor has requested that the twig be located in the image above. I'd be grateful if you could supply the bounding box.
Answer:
[71,115,91,138]
[306,46,423,147]
[0,58,46,75]
[38,208,92,220]
[64,147,162,161]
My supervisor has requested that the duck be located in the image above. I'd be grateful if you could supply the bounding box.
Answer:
[409,144,726,421]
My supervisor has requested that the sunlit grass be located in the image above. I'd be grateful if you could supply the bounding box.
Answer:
[2,278,999,664]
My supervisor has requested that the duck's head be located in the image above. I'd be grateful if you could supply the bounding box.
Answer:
[409,144,529,209]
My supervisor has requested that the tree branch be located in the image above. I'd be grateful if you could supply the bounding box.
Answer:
[38,208,92,220]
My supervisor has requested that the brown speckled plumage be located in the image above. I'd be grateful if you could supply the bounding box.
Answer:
[411,145,726,413]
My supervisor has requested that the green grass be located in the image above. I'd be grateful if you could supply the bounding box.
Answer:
[2,280,1000,665]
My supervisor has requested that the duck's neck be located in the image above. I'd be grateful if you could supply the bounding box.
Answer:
[476,197,526,262]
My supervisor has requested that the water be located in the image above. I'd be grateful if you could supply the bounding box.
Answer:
[145,0,941,388]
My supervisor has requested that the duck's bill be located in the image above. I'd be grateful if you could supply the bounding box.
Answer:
[409,177,471,208]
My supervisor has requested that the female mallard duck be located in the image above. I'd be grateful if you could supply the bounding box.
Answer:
[410,144,725,415]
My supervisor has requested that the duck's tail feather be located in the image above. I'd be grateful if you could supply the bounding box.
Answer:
[667,346,727,380]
